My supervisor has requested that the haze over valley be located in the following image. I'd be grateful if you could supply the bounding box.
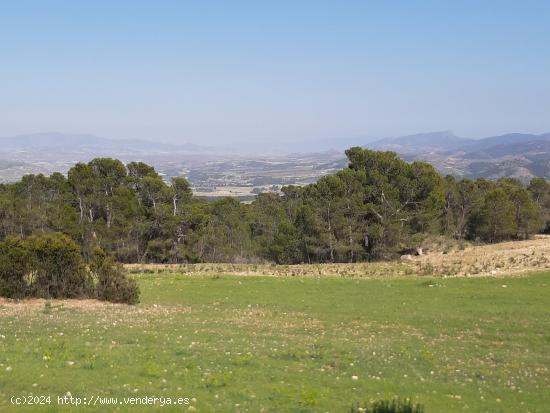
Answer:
[1,130,549,198]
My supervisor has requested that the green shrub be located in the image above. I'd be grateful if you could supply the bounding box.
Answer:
[90,247,140,304]
[26,233,93,299]
[350,398,424,413]
[0,233,139,304]
[0,237,30,298]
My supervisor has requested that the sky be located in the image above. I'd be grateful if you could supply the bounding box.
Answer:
[1,0,549,148]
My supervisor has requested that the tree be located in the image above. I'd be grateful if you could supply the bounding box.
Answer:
[327,169,367,262]
[0,152,547,265]
[345,147,443,258]
[442,177,483,238]
[306,175,343,262]
[528,177,550,232]
[140,175,167,212]
[88,158,127,229]
[68,163,98,223]
[197,198,254,262]
[469,189,517,242]
[250,192,302,263]
[169,177,192,216]
[508,187,543,238]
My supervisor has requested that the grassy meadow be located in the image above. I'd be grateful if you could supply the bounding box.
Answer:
[1,271,549,412]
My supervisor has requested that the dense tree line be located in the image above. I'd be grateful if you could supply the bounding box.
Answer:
[0,148,548,264]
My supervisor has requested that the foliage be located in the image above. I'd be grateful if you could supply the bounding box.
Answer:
[0,149,548,264]
[0,233,138,304]
[26,232,93,299]
[528,177,550,232]
[0,236,30,298]
[90,247,140,304]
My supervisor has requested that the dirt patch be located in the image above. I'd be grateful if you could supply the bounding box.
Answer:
[0,297,190,319]
[0,297,117,316]
[411,235,550,277]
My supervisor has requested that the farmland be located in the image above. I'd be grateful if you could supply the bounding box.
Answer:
[1,269,549,412]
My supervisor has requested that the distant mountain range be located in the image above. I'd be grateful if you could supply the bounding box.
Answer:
[366,131,550,154]
[1,131,550,185]
[0,132,213,156]
[366,131,471,153]
[365,131,550,182]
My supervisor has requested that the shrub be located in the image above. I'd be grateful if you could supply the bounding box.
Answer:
[350,398,424,413]
[0,237,30,298]
[0,233,139,304]
[26,233,93,299]
[90,247,140,304]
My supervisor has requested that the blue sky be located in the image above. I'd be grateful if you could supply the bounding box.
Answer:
[1,0,549,147]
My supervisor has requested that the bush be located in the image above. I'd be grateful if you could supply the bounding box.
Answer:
[0,233,139,304]
[90,247,140,304]
[0,237,30,299]
[26,233,93,299]
[350,398,424,413]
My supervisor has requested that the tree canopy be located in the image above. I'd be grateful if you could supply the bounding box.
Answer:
[0,149,547,264]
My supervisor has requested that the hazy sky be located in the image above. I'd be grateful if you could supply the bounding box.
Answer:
[1,1,549,146]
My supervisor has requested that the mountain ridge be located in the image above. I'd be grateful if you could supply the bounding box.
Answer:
[1,130,550,185]
[364,130,550,182]
[0,132,214,154]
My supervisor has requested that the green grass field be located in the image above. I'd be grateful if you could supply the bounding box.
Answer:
[1,272,549,412]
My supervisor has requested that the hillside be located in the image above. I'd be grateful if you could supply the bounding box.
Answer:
[366,131,550,181]
[367,131,472,153]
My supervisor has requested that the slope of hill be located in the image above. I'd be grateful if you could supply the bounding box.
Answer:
[466,140,550,159]
[367,131,472,153]
[457,133,550,153]
[366,131,550,181]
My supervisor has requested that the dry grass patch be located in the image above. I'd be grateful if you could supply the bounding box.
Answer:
[125,235,550,278]
[411,235,550,277]
[0,297,189,320]
[126,262,414,278]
